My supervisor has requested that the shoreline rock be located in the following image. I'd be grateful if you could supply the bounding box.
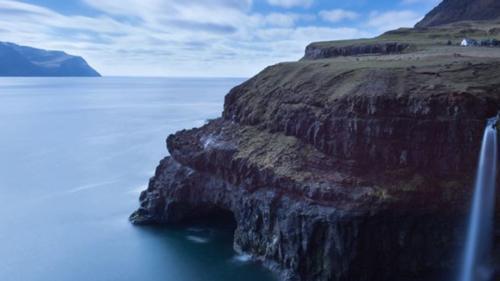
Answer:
[131,156,467,281]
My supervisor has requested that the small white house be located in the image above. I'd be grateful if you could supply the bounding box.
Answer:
[461,38,478,47]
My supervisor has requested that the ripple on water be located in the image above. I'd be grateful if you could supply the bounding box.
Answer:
[231,254,253,263]
[185,235,210,244]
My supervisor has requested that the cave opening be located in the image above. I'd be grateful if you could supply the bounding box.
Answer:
[173,205,240,254]
[181,204,237,233]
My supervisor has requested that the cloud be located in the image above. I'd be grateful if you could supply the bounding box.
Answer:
[262,12,315,27]
[267,0,314,9]
[83,0,254,17]
[263,13,299,27]
[3,1,437,77]
[0,0,372,77]
[319,9,359,23]
[83,0,254,33]
[367,10,423,32]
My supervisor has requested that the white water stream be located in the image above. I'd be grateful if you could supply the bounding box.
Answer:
[460,117,498,281]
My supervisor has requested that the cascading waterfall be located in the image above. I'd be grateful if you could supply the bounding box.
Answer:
[459,116,498,281]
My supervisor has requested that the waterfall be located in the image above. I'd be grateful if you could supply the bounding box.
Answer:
[459,117,498,281]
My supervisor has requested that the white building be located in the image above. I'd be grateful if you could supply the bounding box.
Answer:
[461,38,478,47]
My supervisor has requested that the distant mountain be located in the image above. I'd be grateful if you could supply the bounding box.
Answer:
[0,42,100,77]
[416,0,500,28]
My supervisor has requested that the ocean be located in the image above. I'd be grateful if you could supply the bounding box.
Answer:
[0,77,276,281]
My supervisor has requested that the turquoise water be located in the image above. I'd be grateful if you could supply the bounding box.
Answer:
[0,77,276,281]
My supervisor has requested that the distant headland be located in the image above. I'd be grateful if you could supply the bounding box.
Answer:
[0,42,100,77]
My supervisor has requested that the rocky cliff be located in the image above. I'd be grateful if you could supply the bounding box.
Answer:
[416,0,500,28]
[131,20,500,281]
[303,42,410,60]
[0,42,100,77]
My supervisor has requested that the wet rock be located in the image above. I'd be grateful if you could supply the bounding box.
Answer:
[131,157,466,281]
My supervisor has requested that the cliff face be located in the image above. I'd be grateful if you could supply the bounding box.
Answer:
[303,42,410,60]
[222,59,499,180]
[131,22,500,281]
[0,42,100,77]
[132,156,463,281]
[416,0,500,28]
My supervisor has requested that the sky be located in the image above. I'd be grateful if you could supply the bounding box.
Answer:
[0,0,441,77]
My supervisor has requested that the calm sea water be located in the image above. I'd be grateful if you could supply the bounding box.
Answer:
[0,77,276,281]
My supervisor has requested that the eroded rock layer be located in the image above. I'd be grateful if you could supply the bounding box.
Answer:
[303,42,410,60]
[131,157,463,281]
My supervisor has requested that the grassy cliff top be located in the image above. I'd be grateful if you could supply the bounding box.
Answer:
[306,20,500,55]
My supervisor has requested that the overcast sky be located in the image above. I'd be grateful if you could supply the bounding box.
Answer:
[0,0,440,77]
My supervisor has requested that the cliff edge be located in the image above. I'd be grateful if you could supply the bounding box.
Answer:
[131,15,500,281]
